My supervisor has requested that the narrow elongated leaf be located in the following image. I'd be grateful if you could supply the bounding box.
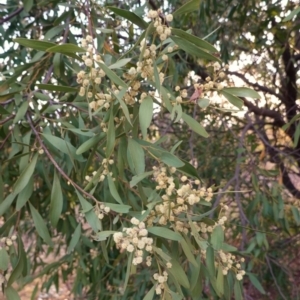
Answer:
[107,6,148,29]
[107,174,123,204]
[234,280,243,300]
[206,246,216,277]
[172,28,217,52]
[5,287,21,300]
[42,133,84,161]
[161,152,185,167]
[50,171,63,227]
[37,84,78,93]
[114,88,132,125]
[98,62,127,88]
[7,236,26,286]
[182,113,208,137]
[0,193,16,216]
[13,101,29,123]
[29,203,53,246]
[248,273,266,294]
[148,227,182,241]
[211,225,224,251]
[0,248,9,271]
[168,259,190,288]
[46,44,86,53]
[109,58,132,69]
[95,230,116,241]
[14,38,56,51]
[76,190,93,212]
[143,285,155,300]
[16,177,33,210]
[220,90,243,109]
[76,132,106,154]
[106,109,115,157]
[173,0,201,17]
[67,223,81,252]
[283,7,300,22]
[104,203,131,213]
[124,252,133,291]
[139,96,153,139]
[180,238,198,267]
[177,159,200,179]
[222,87,260,99]
[13,153,38,195]
[128,139,145,174]
[171,36,221,62]
[130,171,153,187]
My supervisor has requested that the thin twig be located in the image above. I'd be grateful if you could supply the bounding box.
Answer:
[27,112,100,204]
[265,255,288,300]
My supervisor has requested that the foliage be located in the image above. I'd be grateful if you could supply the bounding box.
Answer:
[0,0,300,300]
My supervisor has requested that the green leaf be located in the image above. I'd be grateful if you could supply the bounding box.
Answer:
[46,44,86,54]
[216,266,224,296]
[42,133,84,162]
[128,139,145,174]
[153,246,172,262]
[139,96,153,140]
[114,88,132,125]
[234,280,243,300]
[168,259,190,288]
[109,58,132,69]
[76,132,106,154]
[0,106,10,114]
[50,171,63,227]
[13,101,29,123]
[29,203,54,247]
[171,36,221,62]
[13,153,38,195]
[104,203,131,213]
[107,174,123,204]
[13,38,56,51]
[106,6,148,29]
[143,285,155,300]
[16,177,33,210]
[173,0,201,17]
[206,246,216,277]
[171,28,217,52]
[106,108,115,157]
[37,84,78,93]
[221,243,237,252]
[182,113,208,137]
[222,87,260,99]
[248,273,266,294]
[23,0,33,12]
[67,223,81,253]
[44,25,65,40]
[0,193,16,216]
[161,152,184,167]
[147,227,182,241]
[220,90,244,109]
[7,236,26,287]
[95,230,116,241]
[4,287,21,300]
[180,238,198,267]
[177,159,200,179]
[124,252,133,291]
[76,190,93,212]
[211,225,224,251]
[130,171,153,187]
[98,62,128,88]
[0,248,9,271]
[198,98,210,108]
[283,7,300,22]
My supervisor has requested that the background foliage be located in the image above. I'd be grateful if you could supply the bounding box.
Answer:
[1,0,300,299]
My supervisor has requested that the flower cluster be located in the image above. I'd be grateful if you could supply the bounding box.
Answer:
[85,158,114,184]
[113,218,153,265]
[94,203,111,220]
[0,235,17,250]
[153,271,168,295]
[147,10,173,41]
[147,165,214,227]
[218,251,245,280]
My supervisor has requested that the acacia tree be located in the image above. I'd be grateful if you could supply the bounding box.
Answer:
[1,0,299,299]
